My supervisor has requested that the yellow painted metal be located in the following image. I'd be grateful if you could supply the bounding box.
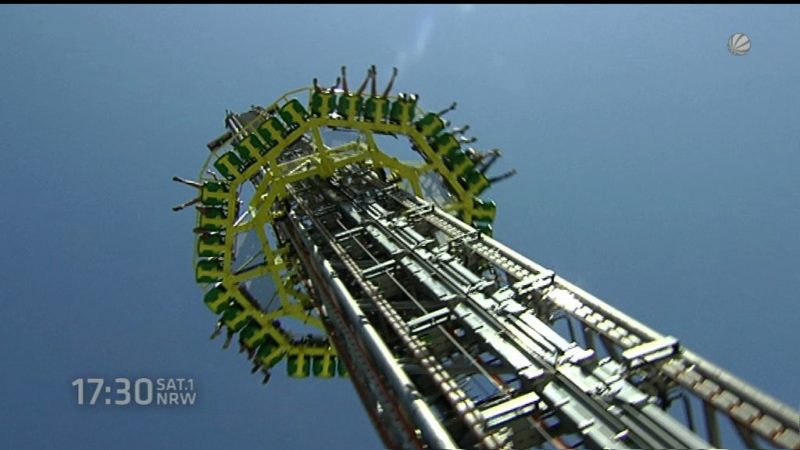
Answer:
[194,84,500,378]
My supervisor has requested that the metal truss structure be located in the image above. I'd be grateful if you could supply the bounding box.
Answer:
[176,68,800,449]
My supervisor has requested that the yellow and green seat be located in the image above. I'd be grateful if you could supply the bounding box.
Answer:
[197,207,228,232]
[415,112,447,141]
[287,347,311,378]
[472,197,497,222]
[279,98,309,130]
[389,95,417,126]
[310,90,337,117]
[234,135,266,162]
[199,181,229,206]
[443,148,475,178]
[433,133,460,157]
[312,352,337,378]
[213,151,246,181]
[473,220,493,237]
[203,283,231,313]
[336,93,364,120]
[238,320,264,349]
[256,338,285,368]
[256,116,288,148]
[197,233,226,258]
[364,96,390,123]
[459,169,490,196]
[196,259,224,283]
[221,301,249,331]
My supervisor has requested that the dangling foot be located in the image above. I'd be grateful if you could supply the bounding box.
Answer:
[222,328,235,349]
[355,66,373,96]
[172,176,203,189]
[209,320,224,340]
[172,197,200,212]
[452,124,471,135]
[382,67,398,98]
[488,169,517,183]
[340,66,349,94]
[437,101,457,116]
[369,65,377,96]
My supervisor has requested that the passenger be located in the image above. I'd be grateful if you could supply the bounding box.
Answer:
[205,170,220,181]
[382,66,398,98]
[365,66,399,125]
[340,66,349,94]
[313,76,341,94]
[355,66,373,97]
[438,101,458,116]
[311,76,341,118]
[465,148,499,165]
[173,175,203,189]
[487,169,517,183]
[337,65,371,119]
[209,319,224,340]
[172,176,228,212]
[452,124,470,136]
[474,149,502,173]
[172,197,199,212]
[222,327,235,349]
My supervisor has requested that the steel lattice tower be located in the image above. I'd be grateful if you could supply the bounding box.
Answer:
[175,67,800,450]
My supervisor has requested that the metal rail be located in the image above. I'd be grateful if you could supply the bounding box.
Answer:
[267,168,799,449]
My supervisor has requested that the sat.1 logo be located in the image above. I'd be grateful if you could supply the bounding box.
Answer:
[728,32,751,56]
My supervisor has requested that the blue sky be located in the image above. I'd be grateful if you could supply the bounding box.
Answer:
[1,5,798,449]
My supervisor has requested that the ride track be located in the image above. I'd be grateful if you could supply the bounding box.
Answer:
[183,69,504,382]
[176,68,800,449]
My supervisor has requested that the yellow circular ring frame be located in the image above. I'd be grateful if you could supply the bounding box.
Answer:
[192,84,499,379]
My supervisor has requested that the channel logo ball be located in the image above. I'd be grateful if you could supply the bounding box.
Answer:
[728,33,751,56]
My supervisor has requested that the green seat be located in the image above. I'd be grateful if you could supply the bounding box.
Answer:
[415,112,446,140]
[238,320,263,349]
[310,90,337,117]
[451,161,474,178]
[199,181,229,206]
[473,220,493,237]
[221,301,248,331]
[472,197,497,222]
[197,207,228,232]
[203,283,230,314]
[287,351,311,378]
[364,96,390,123]
[256,116,287,147]
[444,148,468,167]
[312,353,337,378]
[196,259,223,283]
[458,169,490,196]
[256,338,284,368]
[433,133,460,157]
[213,151,245,181]
[443,148,475,177]
[279,99,309,129]
[389,95,417,125]
[336,93,364,120]
[234,135,265,162]
[197,233,225,258]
